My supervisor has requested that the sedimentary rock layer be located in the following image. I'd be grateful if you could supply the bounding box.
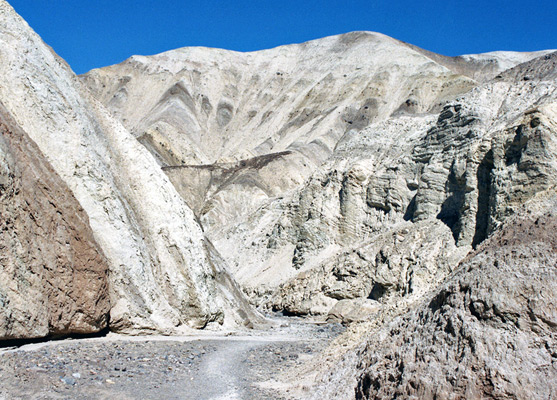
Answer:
[83,33,555,325]
[306,56,557,400]
[0,0,262,336]
[355,190,557,399]
[0,103,110,340]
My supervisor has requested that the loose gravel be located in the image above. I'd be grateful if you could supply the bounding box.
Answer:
[0,318,344,400]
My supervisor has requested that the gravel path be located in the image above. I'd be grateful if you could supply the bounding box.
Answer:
[0,318,343,399]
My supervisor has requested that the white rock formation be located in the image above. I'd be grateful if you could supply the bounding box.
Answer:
[304,53,557,400]
[2,1,557,396]
[82,30,555,321]
[0,1,262,335]
[81,33,557,400]
[81,31,478,237]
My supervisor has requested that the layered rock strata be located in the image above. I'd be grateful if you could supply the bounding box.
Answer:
[355,190,557,399]
[305,56,557,400]
[0,103,110,340]
[82,29,557,398]
[0,1,262,336]
[82,33,553,320]
[268,52,557,318]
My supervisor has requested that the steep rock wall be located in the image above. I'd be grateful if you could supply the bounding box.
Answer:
[355,189,557,399]
[0,103,110,340]
[0,1,262,334]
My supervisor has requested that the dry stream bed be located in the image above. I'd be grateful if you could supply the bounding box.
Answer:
[0,318,344,399]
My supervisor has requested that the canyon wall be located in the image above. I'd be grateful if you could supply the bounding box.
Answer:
[0,0,262,338]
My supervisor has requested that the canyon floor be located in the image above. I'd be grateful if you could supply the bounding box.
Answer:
[0,317,344,400]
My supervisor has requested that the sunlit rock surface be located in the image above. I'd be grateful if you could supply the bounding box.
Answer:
[2,1,557,396]
[84,29,557,399]
[0,0,263,337]
[84,30,555,320]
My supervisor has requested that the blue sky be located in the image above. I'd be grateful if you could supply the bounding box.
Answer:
[9,1,557,75]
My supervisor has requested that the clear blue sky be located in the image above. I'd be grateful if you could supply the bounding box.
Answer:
[9,0,557,75]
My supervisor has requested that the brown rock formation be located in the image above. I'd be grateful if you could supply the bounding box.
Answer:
[0,103,110,340]
[355,191,557,399]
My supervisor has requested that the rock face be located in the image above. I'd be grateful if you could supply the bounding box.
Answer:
[2,3,557,395]
[0,103,110,340]
[276,52,557,316]
[355,190,557,399]
[0,1,262,337]
[81,32,481,247]
[81,32,553,318]
[305,56,557,400]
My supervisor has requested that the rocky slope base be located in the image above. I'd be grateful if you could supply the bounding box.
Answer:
[354,189,557,399]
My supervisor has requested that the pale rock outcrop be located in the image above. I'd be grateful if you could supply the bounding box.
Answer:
[83,26,556,326]
[0,1,262,335]
[302,56,557,400]
[0,103,110,340]
[81,33,552,249]
[81,31,479,240]
[240,52,557,319]
[272,220,466,316]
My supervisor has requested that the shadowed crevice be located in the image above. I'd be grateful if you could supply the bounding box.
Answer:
[472,149,494,248]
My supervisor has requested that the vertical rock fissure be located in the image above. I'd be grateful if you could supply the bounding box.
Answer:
[436,170,467,242]
[472,149,494,248]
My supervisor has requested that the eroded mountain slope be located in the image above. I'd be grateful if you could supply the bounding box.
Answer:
[297,57,557,400]
[0,0,262,337]
[83,35,555,324]
[204,53,556,324]
[82,32,480,237]
[354,187,557,399]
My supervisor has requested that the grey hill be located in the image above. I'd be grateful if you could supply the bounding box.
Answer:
[0,1,556,398]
